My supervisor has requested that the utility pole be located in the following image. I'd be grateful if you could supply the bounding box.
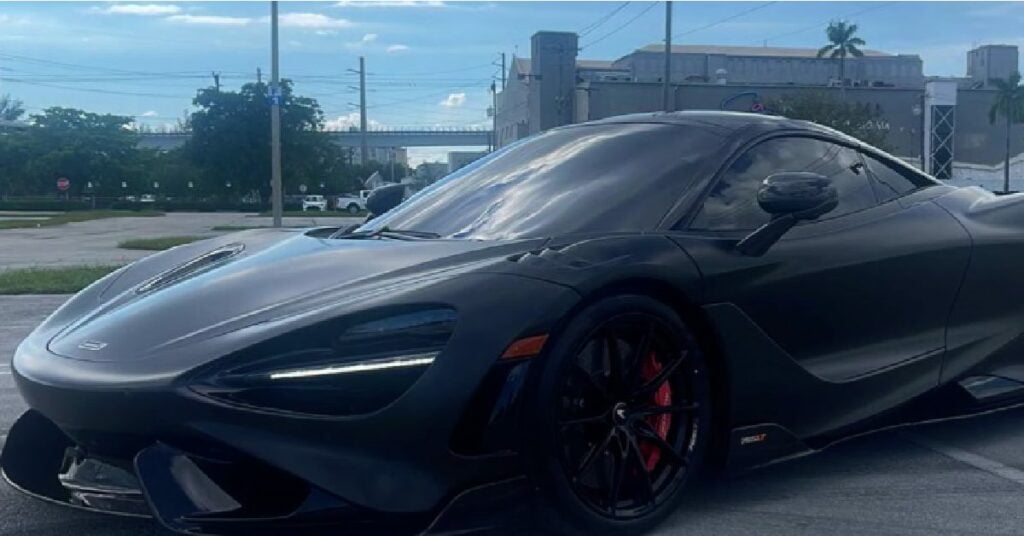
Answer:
[491,80,497,151]
[662,1,673,112]
[270,1,282,228]
[257,67,262,85]
[358,57,368,166]
[212,71,221,92]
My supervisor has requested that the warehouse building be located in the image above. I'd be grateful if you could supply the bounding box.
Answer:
[495,31,1024,186]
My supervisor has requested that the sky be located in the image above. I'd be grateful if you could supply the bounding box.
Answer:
[1,0,1023,164]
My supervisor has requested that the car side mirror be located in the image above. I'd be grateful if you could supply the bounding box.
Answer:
[365,184,406,220]
[736,172,838,256]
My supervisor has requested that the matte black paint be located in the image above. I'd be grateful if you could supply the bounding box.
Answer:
[6,111,1024,534]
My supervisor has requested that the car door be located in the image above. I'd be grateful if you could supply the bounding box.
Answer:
[672,134,971,385]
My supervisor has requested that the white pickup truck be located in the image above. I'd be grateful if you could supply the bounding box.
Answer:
[335,190,372,214]
[301,195,328,212]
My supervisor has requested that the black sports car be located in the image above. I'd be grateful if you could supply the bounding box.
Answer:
[6,111,1024,535]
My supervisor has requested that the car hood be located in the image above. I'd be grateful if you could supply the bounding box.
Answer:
[46,229,545,363]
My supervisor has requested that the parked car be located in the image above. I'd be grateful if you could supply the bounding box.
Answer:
[10,111,1024,535]
[301,194,327,211]
[335,190,371,214]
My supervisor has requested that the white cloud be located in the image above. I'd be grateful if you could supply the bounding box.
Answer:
[438,92,466,108]
[140,110,159,117]
[324,112,383,130]
[335,1,445,8]
[163,12,353,30]
[345,33,379,49]
[166,14,253,26]
[386,43,410,53]
[0,14,31,26]
[277,13,353,29]
[101,3,182,16]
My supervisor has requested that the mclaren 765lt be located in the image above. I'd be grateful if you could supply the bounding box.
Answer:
[6,111,1024,535]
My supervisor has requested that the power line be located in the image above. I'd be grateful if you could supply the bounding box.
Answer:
[582,2,659,50]
[367,86,484,109]
[673,2,777,40]
[1,78,192,99]
[758,1,895,45]
[366,63,495,76]
[579,2,631,37]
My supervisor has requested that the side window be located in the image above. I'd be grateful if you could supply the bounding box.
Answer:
[862,152,930,202]
[689,137,878,231]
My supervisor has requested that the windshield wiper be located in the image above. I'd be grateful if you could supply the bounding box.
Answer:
[328,226,440,240]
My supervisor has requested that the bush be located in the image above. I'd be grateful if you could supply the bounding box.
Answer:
[0,199,93,211]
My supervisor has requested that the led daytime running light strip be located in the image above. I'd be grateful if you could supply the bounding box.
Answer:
[268,352,438,380]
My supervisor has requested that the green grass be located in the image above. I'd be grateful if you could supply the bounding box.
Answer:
[118,235,205,251]
[0,265,122,294]
[0,210,164,230]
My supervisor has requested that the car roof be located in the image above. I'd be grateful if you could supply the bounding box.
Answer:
[579,110,839,138]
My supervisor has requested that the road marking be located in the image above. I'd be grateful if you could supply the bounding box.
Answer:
[901,431,1024,486]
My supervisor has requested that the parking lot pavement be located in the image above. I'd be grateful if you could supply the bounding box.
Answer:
[4,294,1024,535]
[0,212,363,270]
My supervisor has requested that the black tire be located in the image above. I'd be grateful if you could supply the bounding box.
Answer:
[525,294,713,535]
[347,203,360,214]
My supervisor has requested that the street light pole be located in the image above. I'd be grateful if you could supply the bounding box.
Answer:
[270,1,282,228]
[663,0,673,112]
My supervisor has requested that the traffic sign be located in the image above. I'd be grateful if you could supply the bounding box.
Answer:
[56,177,70,191]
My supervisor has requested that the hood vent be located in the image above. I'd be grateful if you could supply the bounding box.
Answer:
[136,243,245,295]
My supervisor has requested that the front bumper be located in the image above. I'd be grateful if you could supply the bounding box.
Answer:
[2,410,534,535]
[3,272,580,534]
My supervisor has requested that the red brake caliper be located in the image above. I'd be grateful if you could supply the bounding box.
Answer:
[640,350,672,472]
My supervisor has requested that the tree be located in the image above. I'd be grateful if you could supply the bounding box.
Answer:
[989,72,1024,193]
[767,90,890,149]
[817,21,865,93]
[185,80,359,200]
[0,94,25,121]
[0,107,140,197]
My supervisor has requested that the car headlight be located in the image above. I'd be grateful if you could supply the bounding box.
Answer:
[190,307,456,416]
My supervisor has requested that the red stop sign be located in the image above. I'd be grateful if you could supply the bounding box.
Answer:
[56,177,70,191]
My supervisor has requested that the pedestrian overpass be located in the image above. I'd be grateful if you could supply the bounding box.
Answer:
[137,127,492,151]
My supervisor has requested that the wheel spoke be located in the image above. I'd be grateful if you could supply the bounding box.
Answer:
[634,420,687,466]
[633,403,699,418]
[626,433,656,507]
[572,364,610,401]
[605,333,624,394]
[632,350,688,399]
[624,323,654,390]
[560,413,607,428]
[574,427,615,481]
[607,440,627,514]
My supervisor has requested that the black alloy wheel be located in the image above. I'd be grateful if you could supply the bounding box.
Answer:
[528,295,712,535]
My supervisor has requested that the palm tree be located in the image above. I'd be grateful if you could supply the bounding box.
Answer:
[817,21,866,94]
[989,73,1024,193]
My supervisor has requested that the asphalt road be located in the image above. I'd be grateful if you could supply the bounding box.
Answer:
[4,295,1024,535]
[0,212,362,269]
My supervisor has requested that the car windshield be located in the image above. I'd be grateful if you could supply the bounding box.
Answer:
[358,123,724,240]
